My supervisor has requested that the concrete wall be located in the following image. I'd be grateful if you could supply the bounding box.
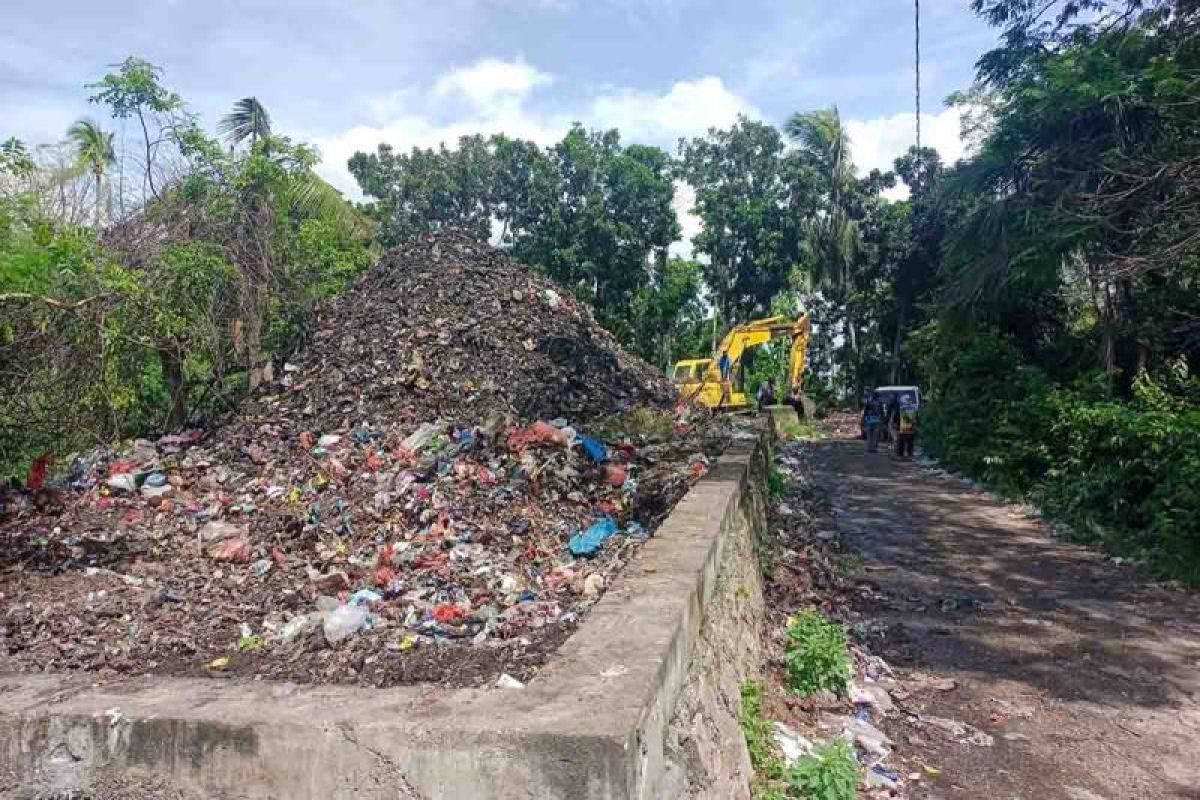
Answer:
[0,424,772,800]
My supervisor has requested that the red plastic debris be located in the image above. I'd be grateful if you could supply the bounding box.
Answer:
[25,452,54,491]
[108,460,137,475]
[364,451,384,472]
[210,538,252,563]
[603,464,627,487]
[373,565,397,588]
[506,421,568,451]
[432,603,466,623]
[298,431,315,450]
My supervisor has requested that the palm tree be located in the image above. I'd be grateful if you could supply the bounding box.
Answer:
[67,119,116,229]
[786,107,858,289]
[218,97,272,149]
[786,107,862,387]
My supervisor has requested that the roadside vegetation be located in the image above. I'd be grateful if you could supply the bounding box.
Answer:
[784,610,852,698]
[740,681,860,800]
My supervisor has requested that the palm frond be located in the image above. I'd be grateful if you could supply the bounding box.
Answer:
[284,172,374,237]
[218,97,272,147]
[66,118,116,173]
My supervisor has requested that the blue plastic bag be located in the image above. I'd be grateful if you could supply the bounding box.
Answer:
[577,435,607,463]
[569,516,618,557]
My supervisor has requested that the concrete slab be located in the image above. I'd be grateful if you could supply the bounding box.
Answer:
[0,424,770,800]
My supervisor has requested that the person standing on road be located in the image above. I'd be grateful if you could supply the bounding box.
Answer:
[893,393,918,459]
[862,391,885,454]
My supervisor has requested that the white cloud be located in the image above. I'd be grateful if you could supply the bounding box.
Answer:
[313,61,760,228]
[432,58,554,110]
[845,106,968,199]
[590,76,758,143]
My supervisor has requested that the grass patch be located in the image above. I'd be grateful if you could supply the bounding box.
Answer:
[741,681,861,800]
[784,610,852,697]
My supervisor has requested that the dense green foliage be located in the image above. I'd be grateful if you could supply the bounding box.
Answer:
[348,126,686,349]
[784,610,852,697]
[1,60,371,472]
[909,0,1200,581]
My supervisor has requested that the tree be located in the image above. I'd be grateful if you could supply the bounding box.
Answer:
[66,119,116,229]
[218,97,272,149]
[87,57,185,200]
[787,107,867,393]
[678,117,809,330]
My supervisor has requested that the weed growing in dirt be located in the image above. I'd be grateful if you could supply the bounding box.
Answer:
[776,418,817,441]
[740,681,784,786]
[767,468,787,500]
[788,739,859,800]
[784,610,851,697]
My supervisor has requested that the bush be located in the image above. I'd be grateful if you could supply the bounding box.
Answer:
[788,739,859,800]
[784,610,851,697]
[916,322,1200,584]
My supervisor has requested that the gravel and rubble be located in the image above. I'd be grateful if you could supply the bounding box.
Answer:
[1,232,727,687]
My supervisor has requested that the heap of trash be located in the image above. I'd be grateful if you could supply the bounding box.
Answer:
[0,232,728,687]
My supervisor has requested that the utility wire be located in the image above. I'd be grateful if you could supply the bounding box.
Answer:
[915,0,922,190]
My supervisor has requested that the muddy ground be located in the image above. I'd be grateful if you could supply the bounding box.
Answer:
[801,425,1200,799]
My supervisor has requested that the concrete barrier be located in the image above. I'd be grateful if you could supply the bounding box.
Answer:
[0,423,771,800]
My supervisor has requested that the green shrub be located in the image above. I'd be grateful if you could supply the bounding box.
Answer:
[784,610,851,697]
[915,321,1200,585]
[788,739,859,800]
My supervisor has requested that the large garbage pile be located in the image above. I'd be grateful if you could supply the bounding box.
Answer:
[0,232,727,687]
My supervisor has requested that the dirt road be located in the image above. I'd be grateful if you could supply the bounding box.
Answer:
[811,436,1200,800]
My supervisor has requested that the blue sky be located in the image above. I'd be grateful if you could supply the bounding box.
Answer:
[2,0,998,204]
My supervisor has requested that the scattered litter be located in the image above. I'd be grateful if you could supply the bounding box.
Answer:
[569,517,619,557]
[772,722,814,765]
[0,231,731,688]
[495,673,525,690]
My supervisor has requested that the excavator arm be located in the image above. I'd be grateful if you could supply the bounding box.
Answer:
[674,312,811,411]
[714,314,811,392]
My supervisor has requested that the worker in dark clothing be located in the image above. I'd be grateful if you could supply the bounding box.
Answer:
[756,378,777,409]
[862,391,885,454]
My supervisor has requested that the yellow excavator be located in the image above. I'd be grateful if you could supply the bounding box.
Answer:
[671,313,812,412]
